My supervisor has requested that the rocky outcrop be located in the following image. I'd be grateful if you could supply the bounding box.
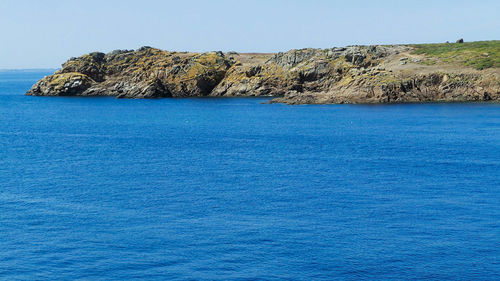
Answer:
[27,44,500,104]
[28,48,233,99]
[28,72,95,96]
[272,73,500,104]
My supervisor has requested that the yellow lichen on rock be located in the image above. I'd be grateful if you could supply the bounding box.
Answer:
[27,72,94,96]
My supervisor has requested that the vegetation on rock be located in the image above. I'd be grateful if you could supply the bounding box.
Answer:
[413,40,500,70]
[27,41,500,104]
[28,72,94,96]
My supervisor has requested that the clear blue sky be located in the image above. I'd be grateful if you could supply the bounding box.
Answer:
[1,0,499,69]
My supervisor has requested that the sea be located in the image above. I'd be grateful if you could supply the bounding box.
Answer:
[0,70,499,280]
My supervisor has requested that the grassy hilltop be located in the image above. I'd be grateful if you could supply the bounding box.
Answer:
[413,40,500,70]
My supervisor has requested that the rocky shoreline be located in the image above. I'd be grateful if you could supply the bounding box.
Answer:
[26,43,500,104]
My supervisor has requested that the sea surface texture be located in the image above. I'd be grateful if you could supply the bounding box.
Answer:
[0,71,499,280]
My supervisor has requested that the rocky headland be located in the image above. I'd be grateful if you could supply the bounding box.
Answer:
[27,41,500,104]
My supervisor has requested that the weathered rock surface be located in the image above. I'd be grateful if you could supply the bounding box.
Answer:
[27,44,500,104]
[28,72,95,96]
[28,48,233,99]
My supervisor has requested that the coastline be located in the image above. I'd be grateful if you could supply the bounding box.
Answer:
[26,41,500,104]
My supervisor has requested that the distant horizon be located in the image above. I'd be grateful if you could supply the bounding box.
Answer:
[0,68,58,71]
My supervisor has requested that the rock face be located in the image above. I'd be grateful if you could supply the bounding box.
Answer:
[27,44,500,104]
[28,48,233,99]
[28,72,94,96]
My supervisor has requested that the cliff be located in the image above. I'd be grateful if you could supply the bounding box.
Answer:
[26,41,500,104]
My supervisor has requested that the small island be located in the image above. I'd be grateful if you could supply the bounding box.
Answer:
[26,40,500,104]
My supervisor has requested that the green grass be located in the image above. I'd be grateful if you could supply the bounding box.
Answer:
[412,40,500,70]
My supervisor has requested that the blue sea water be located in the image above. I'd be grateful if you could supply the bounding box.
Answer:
[0,70,499,280]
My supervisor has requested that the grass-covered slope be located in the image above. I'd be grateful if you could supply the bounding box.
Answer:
[412,40,500,70]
